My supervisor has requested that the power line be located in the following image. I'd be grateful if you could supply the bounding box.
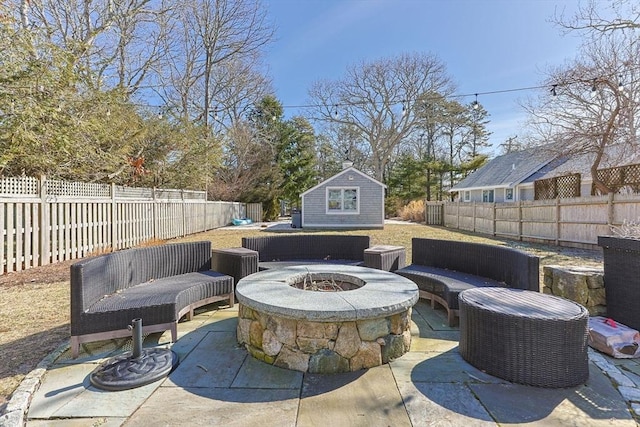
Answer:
[2,70,637,112]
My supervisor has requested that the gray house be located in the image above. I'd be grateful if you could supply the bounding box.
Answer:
[451,144,640,202]
[300,163,386,229]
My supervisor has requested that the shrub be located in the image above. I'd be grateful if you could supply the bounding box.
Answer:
[399,200,425,222]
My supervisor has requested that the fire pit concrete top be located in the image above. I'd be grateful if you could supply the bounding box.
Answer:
[235,264,419,322]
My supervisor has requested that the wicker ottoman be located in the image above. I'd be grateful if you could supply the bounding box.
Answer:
[458,287,589,388]
[364,245,406,272]
[212,247,259,284]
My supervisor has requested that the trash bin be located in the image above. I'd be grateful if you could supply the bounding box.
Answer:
[291,209,302,228]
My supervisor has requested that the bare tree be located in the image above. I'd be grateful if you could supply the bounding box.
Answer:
[555,0,640,35]
[159,0,273,127]
[22,0,169,93]
[308,52,455,182]
[523,30,638,194]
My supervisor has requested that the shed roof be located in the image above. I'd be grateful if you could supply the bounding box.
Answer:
[301,167,386,197]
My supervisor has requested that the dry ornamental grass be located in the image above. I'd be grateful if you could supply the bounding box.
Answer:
[0,222,603,411]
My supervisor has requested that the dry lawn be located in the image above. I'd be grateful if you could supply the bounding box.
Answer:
[0,222,603,411]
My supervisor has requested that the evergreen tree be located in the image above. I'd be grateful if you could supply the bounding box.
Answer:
[277,116,316,209]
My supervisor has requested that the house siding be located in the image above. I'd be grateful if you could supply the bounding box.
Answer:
[302,169,384,229]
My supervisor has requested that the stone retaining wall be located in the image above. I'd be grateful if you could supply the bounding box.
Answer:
[236,304,412,374]
[542,265,606,316]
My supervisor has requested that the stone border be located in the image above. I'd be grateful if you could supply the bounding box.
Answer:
[0,341,69,427]
[235,265,419,373]
[235,264,419,322]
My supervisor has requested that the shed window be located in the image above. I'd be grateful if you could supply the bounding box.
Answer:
[463,191,470,202]
[482,189,494,202]
[327,187,359,213]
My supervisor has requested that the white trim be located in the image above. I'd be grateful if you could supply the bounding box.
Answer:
[326,186,360,215]
[504,188,514,201]
[482,189,495,203]
[301,167,385,197]
[452,184,513,192]
[302,223,384,228]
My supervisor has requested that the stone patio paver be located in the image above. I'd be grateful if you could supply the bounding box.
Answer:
[125,386,300,427]
[298,366,412,426]
[6,299,639,426]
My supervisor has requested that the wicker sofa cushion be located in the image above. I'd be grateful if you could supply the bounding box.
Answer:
[395,265,503,310]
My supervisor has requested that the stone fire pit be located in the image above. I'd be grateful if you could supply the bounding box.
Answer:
[235,264,419,374]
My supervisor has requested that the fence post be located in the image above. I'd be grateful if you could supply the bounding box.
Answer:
[39,175,49,266]
[555,197,561,245]
[607,192,615,232]
[472,202,477,232]
[492,202,496,236]
[203,192,208,231]
[518,200,523,241]
[152,187,158,240]
[111,183,117,250]
[181,189,186,237]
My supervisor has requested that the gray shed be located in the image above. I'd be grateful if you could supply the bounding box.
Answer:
[300,164,386,229]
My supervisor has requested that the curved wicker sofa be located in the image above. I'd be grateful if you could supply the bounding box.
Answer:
[243,235,370,270]
[395,238,539,326]
[70,241,234,358]
[212,235,373,283]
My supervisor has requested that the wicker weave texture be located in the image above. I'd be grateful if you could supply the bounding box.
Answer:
[242,235,370,262]
[363,246,406,272]
[71,241,232,336]
[411,238,539,291]
[212,248,259,284]
[459,288,589,388]
[598,236,640,331]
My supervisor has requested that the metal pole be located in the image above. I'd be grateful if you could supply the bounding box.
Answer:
[131,318,143,359]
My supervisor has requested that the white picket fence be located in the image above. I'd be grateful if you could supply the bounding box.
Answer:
[1,176,260,274]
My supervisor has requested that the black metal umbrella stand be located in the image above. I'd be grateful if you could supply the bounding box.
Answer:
[89,318,178,391]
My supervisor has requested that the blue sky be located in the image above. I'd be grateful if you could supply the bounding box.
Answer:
[264,0,585,156]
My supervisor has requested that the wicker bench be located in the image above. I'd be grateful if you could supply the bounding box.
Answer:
[395,238,539,326]
[70,241,234,358]
[243,235,371,270]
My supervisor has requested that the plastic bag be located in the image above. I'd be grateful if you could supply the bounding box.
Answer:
[588,316,640,358]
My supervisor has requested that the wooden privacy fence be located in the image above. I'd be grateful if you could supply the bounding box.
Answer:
[1,176,262,274]
[426,193,640,249]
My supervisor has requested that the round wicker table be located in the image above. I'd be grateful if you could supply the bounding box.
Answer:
[458,287,589,388]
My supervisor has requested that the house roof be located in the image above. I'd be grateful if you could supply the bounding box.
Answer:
[301,167,386,197]
[451,142,640,192]
[531,143,640,182]
[451,147,555,191]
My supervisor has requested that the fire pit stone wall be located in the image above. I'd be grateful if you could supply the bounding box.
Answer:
[235,265,419,374]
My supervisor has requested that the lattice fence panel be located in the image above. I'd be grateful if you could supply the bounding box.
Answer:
[595,163,640,195]
[0,176,39,195]
[534,174,581,200]
[46,179,111,197]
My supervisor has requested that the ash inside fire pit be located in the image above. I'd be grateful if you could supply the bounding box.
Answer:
[289,272,364,292]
